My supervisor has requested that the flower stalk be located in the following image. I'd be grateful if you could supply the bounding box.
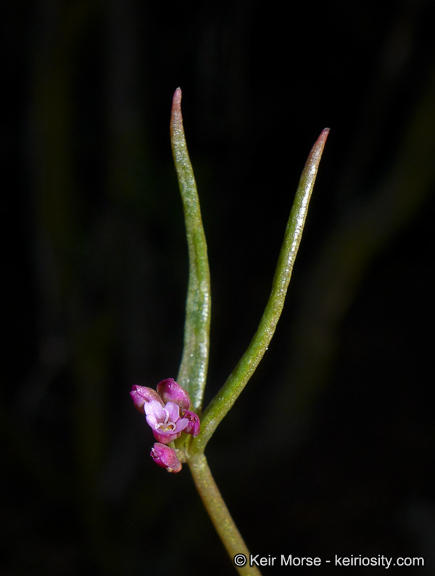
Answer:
[188,454,262,576]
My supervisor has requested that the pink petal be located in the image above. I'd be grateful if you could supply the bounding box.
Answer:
[164,401,180,422]
[144,400,166,428]
[174,417,189,433]
[152,429,181,444]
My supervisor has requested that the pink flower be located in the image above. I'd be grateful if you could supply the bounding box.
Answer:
[130,379,201,470]
[151,443,182,473]
[145,400,189,444]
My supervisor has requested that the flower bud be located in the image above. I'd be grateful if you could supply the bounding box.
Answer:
[182,410,200,437]
[130,385,163,413]
[150,443,182,473]
[156,378,191,411]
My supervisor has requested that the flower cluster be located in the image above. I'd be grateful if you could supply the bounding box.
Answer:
[130,378,200,473]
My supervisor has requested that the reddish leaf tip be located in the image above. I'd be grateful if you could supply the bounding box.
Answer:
[173,87,182,109]
[171,88,184,139]
[312,127,330,157]
[319,127,330,141]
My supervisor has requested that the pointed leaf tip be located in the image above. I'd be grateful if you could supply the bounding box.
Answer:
[171,89,184,144]
[173,87,182,108]
[317,128,330,149]
[304,128,330,173]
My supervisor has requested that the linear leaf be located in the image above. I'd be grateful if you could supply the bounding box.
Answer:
[171,88,211,410]
[192,128,329,452]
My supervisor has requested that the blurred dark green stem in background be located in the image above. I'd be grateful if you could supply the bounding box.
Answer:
[32,1,112,566]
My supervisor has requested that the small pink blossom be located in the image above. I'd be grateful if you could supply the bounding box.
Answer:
[151,443,182,473]
[130,378,201,471]
[144,400,189,444]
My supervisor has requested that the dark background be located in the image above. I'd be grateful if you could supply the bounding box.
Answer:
[3,0,435,574]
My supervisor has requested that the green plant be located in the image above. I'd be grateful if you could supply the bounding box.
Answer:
[130,88,329,575]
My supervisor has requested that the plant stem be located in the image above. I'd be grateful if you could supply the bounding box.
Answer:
[188,454,261,576]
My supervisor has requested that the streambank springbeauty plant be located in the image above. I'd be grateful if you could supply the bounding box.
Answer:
[130,88,329,575]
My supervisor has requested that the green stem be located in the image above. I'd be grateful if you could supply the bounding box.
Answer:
[188,454,261,576]
[191,128,329,454]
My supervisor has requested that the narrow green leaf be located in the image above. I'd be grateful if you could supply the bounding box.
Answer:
[192,128,330,453]
[171,88,211,410]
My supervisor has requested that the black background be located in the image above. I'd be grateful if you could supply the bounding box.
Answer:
[2,0,435,574]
